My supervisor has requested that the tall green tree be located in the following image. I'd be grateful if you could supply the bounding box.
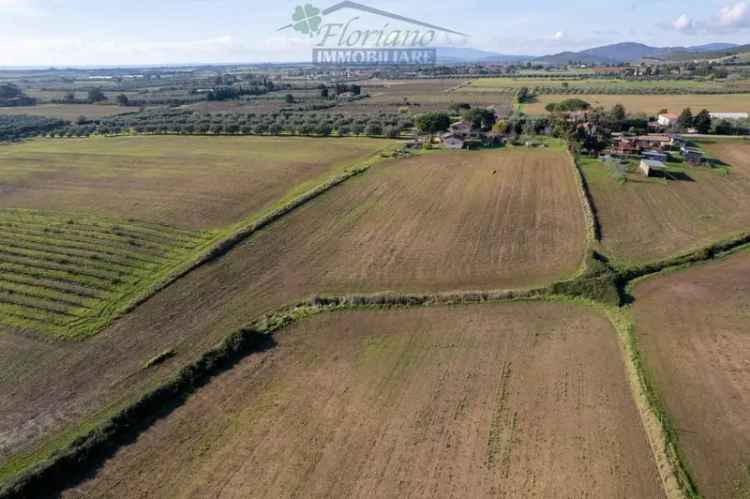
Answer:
[693,109,712,134]
[677,108,694,130]
[415,112,450,135]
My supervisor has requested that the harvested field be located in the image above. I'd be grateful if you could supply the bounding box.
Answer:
[60,303,664,499]
[0,148,586,471]
[0,209,213,338]
[0,136,392,229]
[523,94,750,115]
[633,250,750,499]
[579,157,750,264]
[0,104,132,121]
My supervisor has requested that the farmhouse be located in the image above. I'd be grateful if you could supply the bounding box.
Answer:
[658,113,679,127]
[441,133,466,149]
[639,159,667,177]
[612,134,674,156]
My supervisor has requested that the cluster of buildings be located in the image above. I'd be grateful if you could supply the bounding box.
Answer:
[608,133,706,177]
[439,120,503,150]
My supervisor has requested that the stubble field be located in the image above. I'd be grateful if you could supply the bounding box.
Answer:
[60,303,664,499]
[0,147,587,473]
[633,250,750,499]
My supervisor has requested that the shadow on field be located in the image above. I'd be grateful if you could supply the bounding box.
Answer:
[12,333,278,499]
[665,171,695,182]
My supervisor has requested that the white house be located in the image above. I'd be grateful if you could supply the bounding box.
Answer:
[657,113,679,127]
[709,112,749,121]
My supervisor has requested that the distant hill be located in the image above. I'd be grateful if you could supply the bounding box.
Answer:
[663,43,750,62]
[435,47,532,64]
[534,42,740,65]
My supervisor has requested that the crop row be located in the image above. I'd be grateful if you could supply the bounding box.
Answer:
[0,210,209,337]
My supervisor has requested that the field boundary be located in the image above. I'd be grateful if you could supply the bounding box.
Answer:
[605,307,696,499]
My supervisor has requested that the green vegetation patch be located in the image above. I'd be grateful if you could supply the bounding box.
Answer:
[0,209,215,339]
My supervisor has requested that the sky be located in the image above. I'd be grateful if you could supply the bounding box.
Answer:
[2,0,750,66]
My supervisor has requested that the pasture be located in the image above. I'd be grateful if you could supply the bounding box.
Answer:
[579,154,750,264]
[0,135,392,229]
[0,104,132,121]
[60,303,664,499]
[523,93,750,115]
[633,250,750,499]
[0,147,586,470]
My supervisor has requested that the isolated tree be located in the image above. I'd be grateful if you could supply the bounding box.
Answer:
[320,87,329,99]
[462,108,496,130]
[694,109,712,134]
[677,108,694,130]
[87,88,106,103]
[415,112,450,135]
[610,104,626,122]
[285,94,295,104]
[62,92,76,104]
[115,94,129,106]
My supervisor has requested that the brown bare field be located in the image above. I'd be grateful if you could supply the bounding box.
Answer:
[0,135,391,230]
[580,157,750,264]
[524,94,750,115]
[633,250,750,499]
[60,303,664,499]
[703,141,750,178]
[0,148,586,472]
[0,104,132,121]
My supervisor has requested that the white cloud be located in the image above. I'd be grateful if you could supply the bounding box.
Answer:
[665,2,750,34]
[553,31,566,40]
[672,14,695,32]
[718,2,750,27]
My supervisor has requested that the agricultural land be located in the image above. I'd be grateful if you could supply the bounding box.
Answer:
[633,249,750,499]
[60,304,664,499]
[0,146,587,492]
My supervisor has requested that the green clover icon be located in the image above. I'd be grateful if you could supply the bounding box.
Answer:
[292,4,322,37]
